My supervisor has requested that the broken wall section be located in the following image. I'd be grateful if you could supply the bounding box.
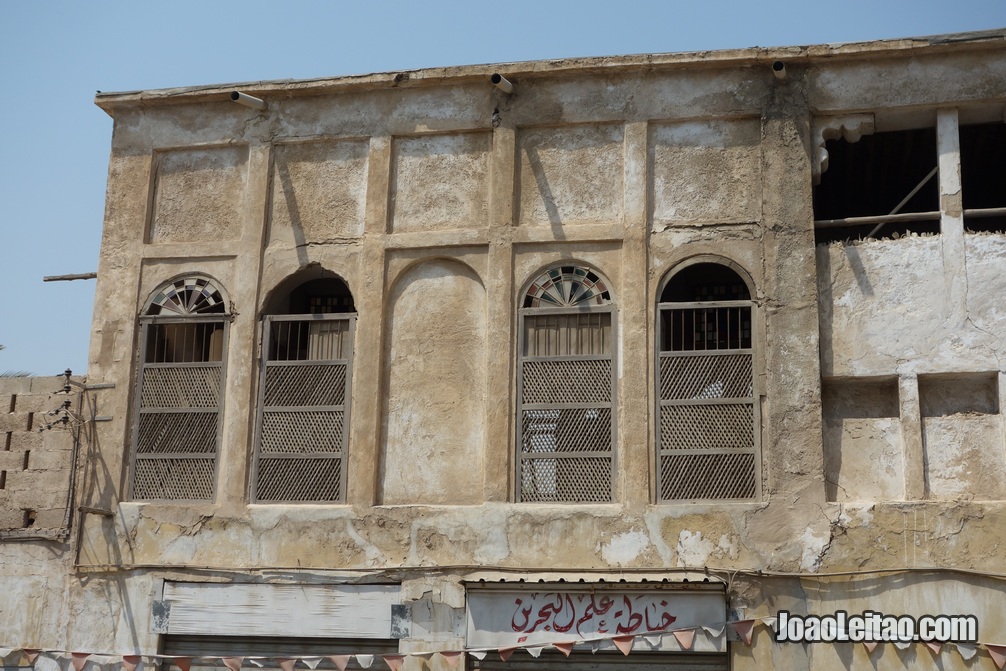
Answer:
[0,376,82,533]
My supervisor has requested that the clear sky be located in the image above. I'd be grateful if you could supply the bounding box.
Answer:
[1,0,1004,376]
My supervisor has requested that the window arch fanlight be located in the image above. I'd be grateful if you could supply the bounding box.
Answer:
[517,264,616,503]
[129,275,230,501]
[252,271,356,503]
[656,260,758,501]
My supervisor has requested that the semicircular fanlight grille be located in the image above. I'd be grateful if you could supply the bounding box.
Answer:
[146,276,226,316]
[524,265,612,308]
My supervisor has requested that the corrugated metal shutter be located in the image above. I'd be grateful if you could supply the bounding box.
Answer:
[162,636,400,671]
[472,650,728,671]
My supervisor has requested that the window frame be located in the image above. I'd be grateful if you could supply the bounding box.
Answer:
[515,265,618,504]
[128,276,230,503]
[654,259,761,503]
[250,312,357,504]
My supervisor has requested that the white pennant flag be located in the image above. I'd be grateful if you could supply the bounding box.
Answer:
[702,625,725,638]
[301,658,323,670]
[589,640,603,654]
[525,648,543,659]
[468,652,487,661]
[355,655,375,669]
[642,635,661,648]
[0,650,14,661]
[893,641,910,650]
[956,643,977,661]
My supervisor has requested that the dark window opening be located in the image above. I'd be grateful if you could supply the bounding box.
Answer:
[660,264,752,352]
[814,128,939,244]
[961,122,1006,233]
[145,322,225,364]
[266,278,355,362]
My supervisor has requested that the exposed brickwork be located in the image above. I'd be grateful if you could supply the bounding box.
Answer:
[0,376,81,532]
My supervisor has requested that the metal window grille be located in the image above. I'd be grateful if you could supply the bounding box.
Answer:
[130,317,227,501]
[517,310,615,503]
[252,314,354,503]
[657,300,757,501]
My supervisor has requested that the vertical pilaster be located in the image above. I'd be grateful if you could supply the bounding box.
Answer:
[937,108,966,327]
[620,121,650,507]
[900,374,926,500]
[347,135,392,506]
[483,123,517,502]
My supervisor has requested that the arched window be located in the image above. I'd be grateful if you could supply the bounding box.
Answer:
[517,265,615,503]
[252,273,356,503]
[130,275,229,500]
[656,262,757,501]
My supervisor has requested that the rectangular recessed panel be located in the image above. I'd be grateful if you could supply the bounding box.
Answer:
[660,403,753,450]
[137,412,218,454]
[264,363,346,406]
[659,354,752,400]
[140,366,221,408]
[260,410,344,454]
[660,453,755,500]
[521,408,611,453]
[521,359,611,404]
[132,457,215,500]
[519,457,611,502]
[256,457,343,502]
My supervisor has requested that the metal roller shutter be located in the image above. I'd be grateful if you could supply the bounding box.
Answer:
[471,650,728,671]
[161,636,400,671]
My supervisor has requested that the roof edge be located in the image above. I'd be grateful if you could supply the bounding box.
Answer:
[94,28,1006,114]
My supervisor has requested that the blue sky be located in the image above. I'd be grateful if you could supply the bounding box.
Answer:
[1,0,1004,375]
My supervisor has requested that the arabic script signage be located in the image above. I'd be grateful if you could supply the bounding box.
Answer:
[466,589,727,653]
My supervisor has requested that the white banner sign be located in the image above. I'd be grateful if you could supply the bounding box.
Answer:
[466,589,726,652]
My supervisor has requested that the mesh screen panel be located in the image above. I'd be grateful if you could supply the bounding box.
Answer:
[521,360,611,404]
[659,354,752,400]
[264,363,346,406]
[137,412,219,454]
[660,453,756,500]
[521,408,611,453]
[255,457,343,502]
[520,457,612,502]
[140,366,221,408]
[132,457,216,500]
[260,410,344,454]
[660,404,753,450]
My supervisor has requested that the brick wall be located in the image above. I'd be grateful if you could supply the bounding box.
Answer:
[0,376,80,532]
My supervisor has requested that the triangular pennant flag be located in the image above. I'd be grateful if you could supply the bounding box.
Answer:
[302,658,323,670]
[925,641,942,655]
[987,644,1006,670]
[413,654,433,662]
[276,658,297,671]
[468,652,486,661]
[328,656,351,671]
[702,625,725,638]
[382,654,405,671]
[589,640,603,654]
[642,635,661,648]
[24,650,41,665]
[122,655,142,671]
[439,652,463,668]
[249,660,266,668]
[552,643,574,658]
[863,641,878,654]
[221,656,244,671]
[497,648,517,662]
[355,656,374,670]
[957,643,977,660]
[762,617,778,629]
[172,657,191,671]
[612,635,635,656]
[731,620,756,646]
[672,629,696,651]
[0,649,14,660]
[893,641,910,650]
[72,653,91,671]
[525,648,543,659]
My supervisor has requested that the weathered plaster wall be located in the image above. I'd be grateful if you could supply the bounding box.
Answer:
[6,30,1000,670]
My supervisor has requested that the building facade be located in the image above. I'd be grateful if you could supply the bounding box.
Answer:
[4,29,1006,670]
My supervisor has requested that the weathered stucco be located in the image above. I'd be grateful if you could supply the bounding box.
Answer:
[4,29,1006,671]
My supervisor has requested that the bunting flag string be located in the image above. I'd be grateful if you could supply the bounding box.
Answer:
[7,617,1006,671]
